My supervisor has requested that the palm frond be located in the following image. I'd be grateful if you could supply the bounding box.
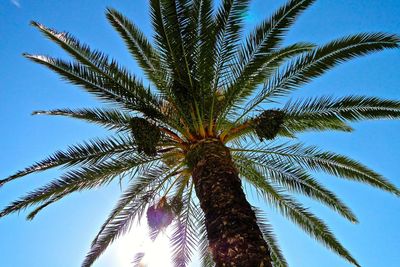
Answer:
[31,21,111,69]
[238,0,316,70]
[132,252,145,267]
[283,95,400,121]
[220,43,315,128]
[106,8,169,89]
[225,0,317,108]
[234,152,358,222]
[0,155,160,218]
[176,0,200,73]
[278,95,400,136]
[193,0,216,97]
[232,42,315,103]
[245,33,400,112]
[149,0,176,75]
[160,0,200,106]
[170,183,198,267]
[31,21,160,94]
[253,207,288,267]
[238,163,360,267]
[280,116,353,136]
[150,0,188,84]
[31,22,161,98]
[82,165,174,267]
[24,54,163,119]
[196,209,215,267]
[32,108,133,131]
[237,142,400,195]
[213,0,251,90]
[26,191,69,220]
[29,22,167,119]
[149,0,199,128]
[0,135,134,187]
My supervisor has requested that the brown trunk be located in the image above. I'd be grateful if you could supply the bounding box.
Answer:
[188,139,272,267]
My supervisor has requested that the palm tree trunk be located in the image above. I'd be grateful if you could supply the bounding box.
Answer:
[189,139,272,267]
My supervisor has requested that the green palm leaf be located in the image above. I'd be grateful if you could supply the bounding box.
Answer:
[29,22,165,116]
[0,135,134,187]
[239,163,360,267]
[238,142,400,195]
[106,8,169,89]
[280,115,354,136]
[227,0,317,105]
[278,95,400,136]
[237,0,316,70]
[213,0,251,90]
[31,21,111,69]
[0,155,160,218]
[283,95,400,121]
[26,191,69,220]
[245,33,400,113]
[193,0,216,96]
[170,184,198,267]
[234,152,358,222]
[24,54,163,118]
[31,20,165,100]
[253,207,288,267]
[221,43,315,126]
[32,108,133,131]
[150,0,187,84]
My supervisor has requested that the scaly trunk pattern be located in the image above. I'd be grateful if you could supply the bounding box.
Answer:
[189,139,272,267]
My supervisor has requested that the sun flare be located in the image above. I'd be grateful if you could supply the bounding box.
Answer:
[115,220,173,267]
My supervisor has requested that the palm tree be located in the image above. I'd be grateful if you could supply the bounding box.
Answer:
[1,0,399,266]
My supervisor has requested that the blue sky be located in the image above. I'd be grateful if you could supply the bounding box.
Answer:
[0,0,399,266]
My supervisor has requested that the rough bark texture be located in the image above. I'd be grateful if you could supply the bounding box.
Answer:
[189,139,272,267]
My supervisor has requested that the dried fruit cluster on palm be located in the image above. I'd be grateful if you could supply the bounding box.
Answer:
[1,0,400,266]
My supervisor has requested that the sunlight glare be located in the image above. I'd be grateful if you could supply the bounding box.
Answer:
[114,219,173,267]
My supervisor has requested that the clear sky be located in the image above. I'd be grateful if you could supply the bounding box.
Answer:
[0,0,399,266]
